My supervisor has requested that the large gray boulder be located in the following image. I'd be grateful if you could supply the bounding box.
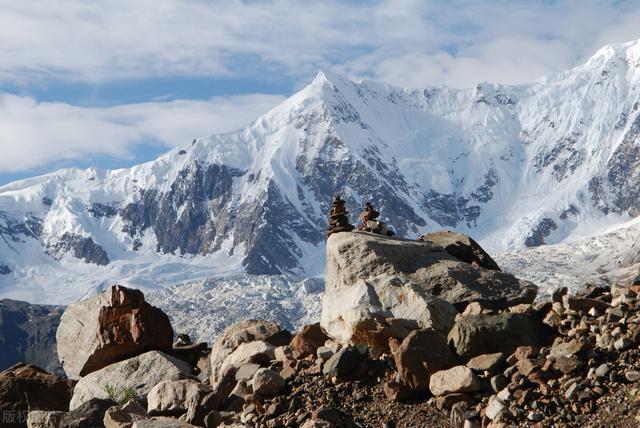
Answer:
[209,320,291,386]
[70,351,193,411]
[321,232,537,345]
[448,313,554,360]
[57,285,174,379]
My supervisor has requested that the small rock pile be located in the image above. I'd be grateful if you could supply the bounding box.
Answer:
[326,195,354,237]
[356,202,392,236]
[420,284,640,428]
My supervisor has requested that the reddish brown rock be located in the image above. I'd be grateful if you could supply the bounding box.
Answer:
[290,323,330,358]
[562,295,610,313]
[56,285,174,379]
[512,345,540,362]
[383,381,413,402]
[435,393,475,410]
[0,363,74,427]
[393,328,458,394]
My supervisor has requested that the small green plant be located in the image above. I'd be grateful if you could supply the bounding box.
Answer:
[105,384,139,404]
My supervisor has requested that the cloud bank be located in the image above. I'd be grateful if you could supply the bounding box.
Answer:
[0,93,285,173]
[1,0,639,179]
[2,0,639,88]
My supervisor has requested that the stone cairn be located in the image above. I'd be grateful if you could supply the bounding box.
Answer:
[357,202,380,231]
[327,195,354,237]
[357,201,393,235]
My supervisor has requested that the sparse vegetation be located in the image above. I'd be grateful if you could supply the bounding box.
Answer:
[105,383,138,404]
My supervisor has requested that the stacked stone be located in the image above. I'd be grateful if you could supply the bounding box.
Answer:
[357,202,380,231]
[327,195,354,237]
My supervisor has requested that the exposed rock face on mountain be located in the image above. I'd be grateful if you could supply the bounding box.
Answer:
[321,231,537,347]
[2,40,640,303]
[57,285,174,379]
[0,299,64,375]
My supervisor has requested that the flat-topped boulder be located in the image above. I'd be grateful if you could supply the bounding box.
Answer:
[321,232,537,346]
[56,285,174,379]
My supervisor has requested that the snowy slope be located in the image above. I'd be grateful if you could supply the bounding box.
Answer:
[1,39,640,304]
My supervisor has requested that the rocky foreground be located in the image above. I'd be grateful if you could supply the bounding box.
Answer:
[3,231,640,427]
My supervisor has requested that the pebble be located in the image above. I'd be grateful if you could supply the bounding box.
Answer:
[490,375,508,393]
[595,363,611,379]
[626,371,640,382]
[527,411,543,422]
[565,382,579,399]
[614,337,632,351]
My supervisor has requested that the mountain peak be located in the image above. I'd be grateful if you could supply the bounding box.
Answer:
[585,38,640,67]
[311,69,342,86]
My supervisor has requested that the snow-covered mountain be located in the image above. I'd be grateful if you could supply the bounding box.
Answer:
[2,39,640,304]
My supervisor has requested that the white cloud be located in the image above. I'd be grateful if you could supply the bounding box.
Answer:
[0,93,285,173]
[1,0,639,88]
[1,1,639,178]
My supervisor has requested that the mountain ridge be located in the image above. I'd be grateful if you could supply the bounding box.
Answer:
[1,39,640,303]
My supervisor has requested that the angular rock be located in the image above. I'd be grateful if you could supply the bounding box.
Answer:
[70,351,193,410]
[554,355,584,375]
[316,347,334,362]
[595,363,611,379]
[251,368,285,396]
[466,353,505,372]
[147,379,211,416]
[0,363,74,427]
[27,410,66,428]
[290,324,330,358]
[562,296,610,313]
[382,381,413,402]
[614,337,632,351]
[393,328,458,393]
[60,398,119,428]
[274,346,294,363]
[235,363,260,382]
[485,395,507,420]
[56,285,174,379]
[549,339,588,358]
[490,375,508,393]
[435,393,475,410]
[322,233,536,345]
[218,341,275,376]
[429,366,481,396]
[132,417,198,427]
[418,231,501,271]
[209,320,291,386]
[104,400,148,428]
[322,346,364,380]
[448,313,554,360]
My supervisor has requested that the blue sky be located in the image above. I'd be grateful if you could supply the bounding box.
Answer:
[1,0,639,186]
